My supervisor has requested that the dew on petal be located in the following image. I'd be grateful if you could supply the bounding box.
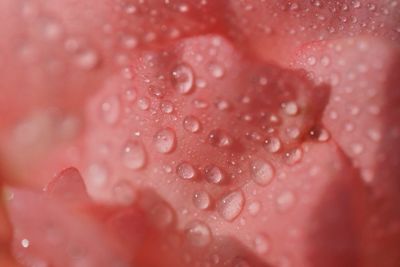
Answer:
[184,220,212,247]
[208,129,233,148]
[121,139,147,170]
[217,190,245,221]
[183,116,201,133]
[153,128,177,154]
[204,165,224,184]
[193,191,211,210]
[177,162,197,180]
[264,137,282,153]
[171,63,194,94]
[100,95,120,125]
[250,159,275,186]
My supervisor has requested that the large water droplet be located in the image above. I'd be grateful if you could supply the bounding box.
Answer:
[204,165,224,184]
[217,190,245,221]
[250,159,275,186]
[177,162,197,180]
[183,116,201,133]
[171,64,194,94]
[193,191,211,210]
[184,221,211,247]
[100,95,120,124]
[254,234,270,254]
[264,137,281,153]
[208,129,233,148]
[153,128,176,154]
[122,140,147,170]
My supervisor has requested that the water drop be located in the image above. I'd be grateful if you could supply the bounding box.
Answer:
[113,180,137,205]
[153,128,176,154]
[149,202,173,229]
[284,147,303,165]
[21,239,30,248]
[204,164,224,184]
[160,101,174,114]
[184,221,211,247]
[276,191,296,211]
[86,163,109,187]
[122,35,138,49]
[121,140,147,170]
[124,88,137,102]
[248,201,261,216]
[183,116,201,133]
[177,162,197,180]
[209,63,224,78]
[148,85,165,98]
[137,97,150,110]
[309,127,330,142]
[75,49,99,70]
[217,190,245,221]
[351,143,364,155]
[307,56,317,66]
[100,95,120,124]
[286,126,301,139]
[193,99,209,109]
[192,191,211,210]
[254,234,270,254]
[264,137,281,153]
[215,99,230,111]
[208,129,233,148]
[320,56,331,66]
[282,101,299,116]
[250,159,275,186]
[171,64,194,94]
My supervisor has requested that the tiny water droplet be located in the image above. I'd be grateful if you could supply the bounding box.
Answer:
[177,162,197,180]
[209,63,224,78]
[307,56,317,66]
[276,191,296,211]
[153,128,176,154]
[286,126,301,139]
[254,234,270,254]
[184,221,211,247]
[217,190,245,221]
[264,137,281,153]
[122,140,147,170]
[171,64,194,94]
[208,129,233,148]
[183,116,201,133]
[193,191,211,210]
[100,95,120,124]
[250,159,275,186]
[204,165,224,184]
[309,127,330,142]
